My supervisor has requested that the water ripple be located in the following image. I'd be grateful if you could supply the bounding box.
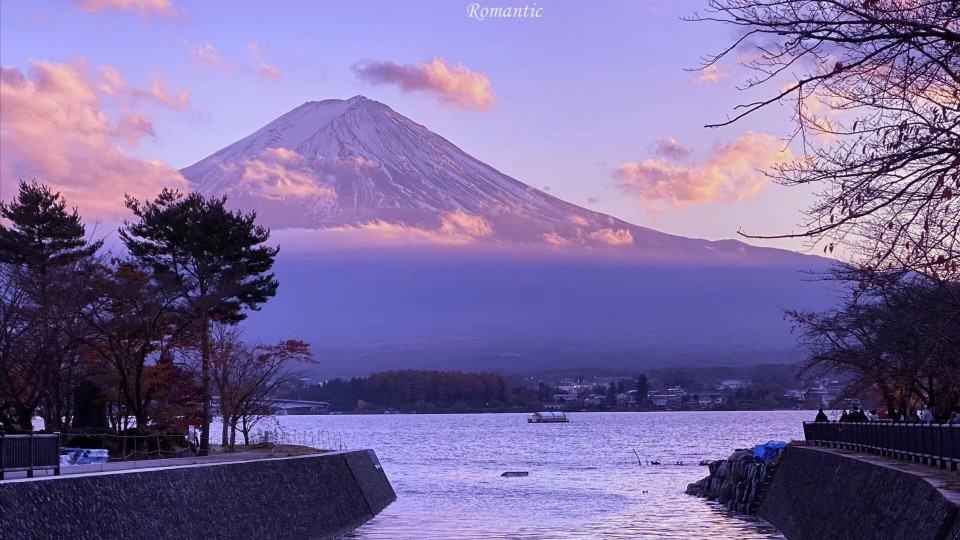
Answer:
[274,410,807,539]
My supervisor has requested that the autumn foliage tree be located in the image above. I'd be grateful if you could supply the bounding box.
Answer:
[207,325,314,450]
[696,0,960,279]
[73,262,187,432]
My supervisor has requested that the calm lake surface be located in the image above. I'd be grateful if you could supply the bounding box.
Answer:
[271,410,810,539]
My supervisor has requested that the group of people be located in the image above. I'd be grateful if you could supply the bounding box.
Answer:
[814,407,960,424]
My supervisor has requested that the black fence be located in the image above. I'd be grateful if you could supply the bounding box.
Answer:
[0,433,61,480]
[803,421,960,471]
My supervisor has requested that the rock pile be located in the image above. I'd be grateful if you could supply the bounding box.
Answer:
[685,448,780,515]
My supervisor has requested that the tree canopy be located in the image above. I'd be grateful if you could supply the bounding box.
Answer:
[120,188,279,454]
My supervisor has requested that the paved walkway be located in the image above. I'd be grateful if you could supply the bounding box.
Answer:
[2,447,324,481]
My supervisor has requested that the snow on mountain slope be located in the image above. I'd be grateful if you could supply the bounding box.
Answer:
[181,96,813,264]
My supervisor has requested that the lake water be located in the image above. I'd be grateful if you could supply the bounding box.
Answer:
[269,410,811,539]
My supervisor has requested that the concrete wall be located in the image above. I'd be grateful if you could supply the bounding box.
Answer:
[0,450,395,540]
[758,446,960,540]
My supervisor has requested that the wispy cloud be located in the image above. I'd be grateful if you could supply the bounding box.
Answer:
[0,61,188,217]
[239,148,335,200]
[695,64,726,84]
[615,132,790,208]
[247,42,281,80]
[140,75,191,109]
[73,0,184,18]
[587,228,634,246]
[353,57,495,110]
[327,209,494,246]
[190,42,231,71]
[94,65,192,111]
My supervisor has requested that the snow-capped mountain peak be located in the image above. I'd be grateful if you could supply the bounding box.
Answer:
[180,96,812,264]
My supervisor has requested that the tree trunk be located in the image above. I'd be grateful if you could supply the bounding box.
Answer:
[15,403,34,432]
[221,406,230,447]
[199,316,212,456]
[229,415,237,451]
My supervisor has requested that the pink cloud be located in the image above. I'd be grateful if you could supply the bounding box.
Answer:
[353,57,495,110]
[141,75,191,109]
[615,132,790,208]
[247,43,281,80]
[0,61,187,217]
[338,155,378,169]
[539,226,634,248]
[327,210,494,246]
[439,209,494,238]
[93,65,192,111]
[587,228,634,246]
[570,215,589,227]
[541,232,571,246]
[74,0,184,18]
[239,148,336,200]
[190,42,230,71]
[115,113,156,144]
[695,64,726,84]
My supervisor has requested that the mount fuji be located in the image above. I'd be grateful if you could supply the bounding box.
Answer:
[179,96,835,377]
[181,96,811,265]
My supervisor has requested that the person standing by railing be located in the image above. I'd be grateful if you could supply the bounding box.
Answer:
[815,409,828,422]
[919,407,934,423]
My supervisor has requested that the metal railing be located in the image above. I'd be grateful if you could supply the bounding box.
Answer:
[803,421,960,471]
[0,433,61,480]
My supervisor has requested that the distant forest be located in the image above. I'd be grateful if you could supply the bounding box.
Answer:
[288,364,814,413]
[296,370,540,413]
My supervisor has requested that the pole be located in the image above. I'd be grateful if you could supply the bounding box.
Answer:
[199,316,211,456]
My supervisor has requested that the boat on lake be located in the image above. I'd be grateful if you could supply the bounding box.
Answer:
[528,411,569,423]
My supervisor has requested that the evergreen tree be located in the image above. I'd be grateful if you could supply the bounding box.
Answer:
[0,181,101,430]
[635,374,649,401]
[120,189,278,454]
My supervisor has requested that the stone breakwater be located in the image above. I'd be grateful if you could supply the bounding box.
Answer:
[685,448,780,516]
[0,450,395,540]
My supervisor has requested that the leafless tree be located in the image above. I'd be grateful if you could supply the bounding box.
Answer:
[694,0,960,280]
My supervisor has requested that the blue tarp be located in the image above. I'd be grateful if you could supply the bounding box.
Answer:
[753,441,787,461]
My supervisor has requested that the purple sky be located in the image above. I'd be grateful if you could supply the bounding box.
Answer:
[0,0,827,254]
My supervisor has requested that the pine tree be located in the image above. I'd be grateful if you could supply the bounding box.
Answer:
[635,374,649,398]
[0,181,101,430]
[120,189,278,454]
